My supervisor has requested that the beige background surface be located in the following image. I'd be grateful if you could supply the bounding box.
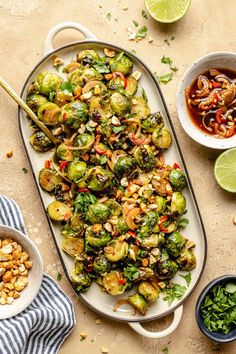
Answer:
[0,0,236,353]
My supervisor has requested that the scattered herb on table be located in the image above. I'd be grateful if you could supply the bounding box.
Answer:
[141,88,148,102]
[106,13,111,21]
[164,36,175,46]
[136,25,148,39]
[22,167,28,174]
[200,282,236,334]
[133,20,139,27]
[161,347,169,354]
[180,272,192,287]
[131,49,136,54]
[163,283,187,306]
[154,72,173,84]
[161,55,178,71]
[57,273,62,281]
[142,10,148,19]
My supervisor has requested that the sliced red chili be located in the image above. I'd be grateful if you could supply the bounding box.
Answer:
[118,278,126,285]
[63,112,67,121]
[112,72,127,88]
[84,264,94,273]
[59,161,69,171]
[173,162,181,170]
[78,188,90,193]
[226,126,235,138]
[159,215,169,232]
[215,109,223,125]
[63,213,71,221]
[44,160,51,169]
[212,81,221,88]
[127,230,136,238]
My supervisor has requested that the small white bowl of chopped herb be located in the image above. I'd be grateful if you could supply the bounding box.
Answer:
[195,275,236,342]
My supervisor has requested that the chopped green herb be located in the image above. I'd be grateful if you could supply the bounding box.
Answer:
[142,10,148,19]
[161,347,169,354]
[57,273,62,281]
[180,272,191,287]
[60,81,76,93]
[22,168,28,174]
[171,36,175,41]
[93,58,110,74]
[164,38,170,46]
[225,282,236,294]
[106,12,111,21]
[124,264,140,281]
[74,193,97,214]
[161,55,178,72]
[136,25,148,39]
[131,49,136,54]
[49,91,56,102]
[163,283,187,306]
[100,155,107,165]
[141,88,148,103]
[133,20,139,27]
[177,218,189,229]
[112,125,126,134]
[154,72,173,84]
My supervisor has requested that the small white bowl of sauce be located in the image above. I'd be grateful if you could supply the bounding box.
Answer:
[176,52,236,149]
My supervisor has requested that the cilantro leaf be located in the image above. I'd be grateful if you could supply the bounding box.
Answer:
[141,88,148,102]
[100,155,107,165]
[142,10,148,19]
[74,193,97,214]
[112,125,126,134]
[163,283,187,306]
[57,273,62,281]
[161,55,178,72]
[60,81,76,93]
[154,72,173,84]
[177,218,189,229]
[22,168,28,174]
[161,347,169,354]
[164,38,170,46]
[179,272,192,287]
[106,13,111,21]
[133,20,139,27]
[136,25,148,39]
[124,264,140,281]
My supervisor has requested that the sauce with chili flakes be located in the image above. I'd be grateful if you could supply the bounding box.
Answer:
[186,68,236,138]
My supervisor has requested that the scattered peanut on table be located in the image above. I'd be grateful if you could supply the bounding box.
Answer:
[0,238,32,305]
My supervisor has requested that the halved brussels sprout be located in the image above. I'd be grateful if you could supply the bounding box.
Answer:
[104,239,128,262]
[89,97,112,121]
[34,71,61,95]
[109,52,133,75]
[71,266,91,292]
[141,112,164,133]
[77,50,100,65]
[128,293,148,315]
[26,94,48,113]
[67,161,87,182]
[54,90,73,107]
[86,166,113,191]
[168,169,187,191]
[131,97,150,119]
[107,76,125,91]
[103,271,125,296]
[165,231,186,258]
[117,217,129,234]
[68,68,84,86]
[94,255,111,275]
[105,199,122,217]
[139,234,159,248]
[59,101,88,129]
[37,102,60,125]
[155,259,178,279]
[62,214,84,237]
[39,168,63,192]
[47,201,73,221]
[138,211,159,238]
[110,92,131,116]
[55,183,71,203]
[86,202,111,224]
[156,196,167,213]
[125,76,138,97]
[176,248,196,271]
[29,131,54,152]
[61,237,84,257]
[74,133,94,151]
[56,143,74,161]
[152,127,172,149]
[114,156,136,177]
[171,192,186,214]
[86,225,111,248]
[138,281,160,302]
[134,145,156,171]
[82,67,103,82]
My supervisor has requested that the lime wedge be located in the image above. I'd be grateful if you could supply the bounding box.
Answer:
[145,0,191,23]
[214,148,236,193]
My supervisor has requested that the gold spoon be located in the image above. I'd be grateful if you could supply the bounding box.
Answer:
[0,76,59,145]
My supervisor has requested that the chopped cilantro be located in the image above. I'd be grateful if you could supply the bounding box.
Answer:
[22,168,28,174]
[163,283,187,306]
[106,13,111,21]
[141,88,148,102]
[131,49,136,54]
[100,155,107,165]
[142,10,148,19]
[164,38,170,46]
[124,264,140,281]
[133,20,139,27]
[57,273,62,281]
[60,81,76,93]
[177,218,189,229]
[161,55,178,72]
[112,125,126,134]
[74,193,97,214]
[154,72,173,84]
[161,347,169,354]
[136,25,148,39]
[179,272,192,287]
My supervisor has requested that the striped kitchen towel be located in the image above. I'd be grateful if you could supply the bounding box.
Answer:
[0,195,76,354]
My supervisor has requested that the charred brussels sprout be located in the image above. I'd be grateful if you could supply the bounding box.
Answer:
[152,127,172,149]
[67,161,87,182]
[107,76,125,91]
[114,156,135,177]
[39,168,63,192]
[26,94,48,113]
[89,97,112,121]
[117,217,129,234]
[86,166,113,191]
[110,92,131,116]
[131,96,150,119]
[169,169,187,191]
[139,234,159,248]
[86,202,111,224]
[38,102,60,125]
[82,67,103,82]
[61,237,84,257]
[176,248,196,271]
[128,293,148,315]
[134,145,156,171]
[60,101,88,129]
[56,143,74,161]
[103,271,126,296]
[141,112,164,133]
[94,255,111,275]
[165,231,186,258]
[156,196,167,213]
[62,214,84,237]
[54,90,73,107]
[86,225,111,248]
[155,259,178,279]
[71,266,91,292]
[68,68,84,86]
[138,211,159,238]
[29,131,54,152]
[74,133,94,150]
[47,201,73,222]
[34,71,61,95]
[109,52,133,75]
[125,76,138,97]
[77,50,100,65]
[171,192,186,214]
[104,239,128,262]
[138,281,160,302]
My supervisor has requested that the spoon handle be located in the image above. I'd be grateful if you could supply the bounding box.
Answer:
[0,76,58,145]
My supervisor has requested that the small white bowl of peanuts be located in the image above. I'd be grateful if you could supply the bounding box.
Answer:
[0,225,43,319]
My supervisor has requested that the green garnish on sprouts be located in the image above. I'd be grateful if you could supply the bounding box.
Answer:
[179,272,192,287]
[163,283,187,306]
[141,88,148,102]
[161,347,169,354]
[154,72,173,84]
[177,218,189,229]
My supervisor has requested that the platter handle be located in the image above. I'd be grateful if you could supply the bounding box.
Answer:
[44,21,97,55]
[128,305,183,338]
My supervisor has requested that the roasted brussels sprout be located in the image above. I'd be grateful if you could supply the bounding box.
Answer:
[138,281,160,302]
[39,168,63,192]
[165,231,186,258]
[71,265,91,292]
[156,196,167,213]
[34,71,61,95]
[128,293,148,315]
[86,225,111,248]
[86,166,113,191]
[110,92,131,116]
[105,199,122,217]
[82,67,103,82]
[86,202,111,224]
[54,90,73,107]
[61,237,84,257]
[47,201,73,221]
[131,96,150,119]
[139,234,159,248]
[37,102,60,125]
[74,133,94,151]
[54,183,71,203]
[141,112,164,133]
[94,255,111,275]
[68,68,84,86]
[114,156,136,177]
[29,131,54,152]
[26,94,48,113]
[109,52,133,75]
[89,97,112,121]
[155,259,178,279]
[117,217,129,234]
[104,239,128,262]
[103,271,126,296]
[138,211,159,238]
[77,50,100,65]
[67,161,87,182]
[134,145,156,171]
[171,192,186,214]
[125,76,138,97]
[59,101,88,129]
[152,127,172,149]
[176,248,196,271]
[56,143,74,161]
[62,214,84,237]
[107,76,125,91]
[168,169,187,191]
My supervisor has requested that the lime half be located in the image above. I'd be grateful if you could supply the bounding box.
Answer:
[214,148,236,193]
[145,0,191,23]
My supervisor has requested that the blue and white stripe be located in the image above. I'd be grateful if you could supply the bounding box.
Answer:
[0,196,76,354]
